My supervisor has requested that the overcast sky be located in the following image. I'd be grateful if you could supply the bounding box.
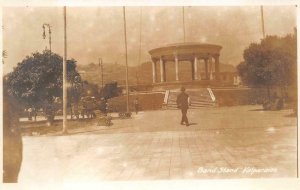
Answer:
[3,6,296,74]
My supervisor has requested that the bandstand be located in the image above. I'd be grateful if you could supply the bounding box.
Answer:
[148,43,222,87]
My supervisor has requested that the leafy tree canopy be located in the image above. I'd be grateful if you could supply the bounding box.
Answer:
[237,34,296,89]
[101,81,121,99]
[5,50,81,108]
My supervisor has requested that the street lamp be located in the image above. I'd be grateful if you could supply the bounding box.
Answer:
[182,6,185,43]
[260,6,266,38]
[42,23,52,55]
[123,6,130,113]
[62,7,68,134]
[2,50,7,64]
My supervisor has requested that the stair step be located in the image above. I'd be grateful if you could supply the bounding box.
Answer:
[167,101,217,105]
[167,105,216,109]
[168,101,215,105]
[167,103,216,107]
[168,99,215,103]
[170,98,212,102]
[165,88,217,109]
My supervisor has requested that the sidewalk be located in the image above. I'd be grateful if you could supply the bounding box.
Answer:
[18,105,297,182]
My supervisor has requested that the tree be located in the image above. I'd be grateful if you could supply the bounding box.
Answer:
[5,50,81,110]
[3,83,22,182]
[100,81,121,99]
[237,34,297,99]
[81,80,99,98]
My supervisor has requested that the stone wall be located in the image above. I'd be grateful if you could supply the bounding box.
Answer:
[107,92,165,112]
[108,87,295,111]
[212,87,278,106]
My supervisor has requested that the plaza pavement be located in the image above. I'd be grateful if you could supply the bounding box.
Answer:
[18,105,297,182]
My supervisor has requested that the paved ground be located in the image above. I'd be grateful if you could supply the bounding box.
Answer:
[18,105,297,182]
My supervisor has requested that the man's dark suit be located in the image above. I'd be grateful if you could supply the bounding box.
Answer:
[176,91,190,126]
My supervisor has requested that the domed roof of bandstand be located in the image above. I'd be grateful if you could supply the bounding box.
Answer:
[149,42,222,61]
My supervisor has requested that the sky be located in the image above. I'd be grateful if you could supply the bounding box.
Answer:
[3,6,297,74]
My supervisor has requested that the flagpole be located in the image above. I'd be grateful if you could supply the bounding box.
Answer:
[63,6,68,133]
[182,6,186,43]
[260,6,265,38]
[123,6,130,113]
[137,7,142,86]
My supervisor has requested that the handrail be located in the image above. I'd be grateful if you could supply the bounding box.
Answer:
[164,90,170,104]
[207,88,216,102]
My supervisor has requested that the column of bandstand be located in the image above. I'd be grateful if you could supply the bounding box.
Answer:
[151,54,220,83]
[152,58,166,83]
[160,57,166,82]
[175,54,199,81]
[191,59,195,80]
[163,60,166,82]
[151,60,156,83]
[194,56,198,80]
[204,58,209,80]
[209,56,213,80]
[214,55,220,80]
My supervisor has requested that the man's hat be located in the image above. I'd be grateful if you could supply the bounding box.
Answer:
[180,86,186,92]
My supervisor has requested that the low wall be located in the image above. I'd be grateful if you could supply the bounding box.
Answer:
[212,88,268,106]
[108,88,274,111]
[151,80,220,91]
[108,92,165,112]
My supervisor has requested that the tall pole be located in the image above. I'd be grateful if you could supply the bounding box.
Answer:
[49,27,52,55]
[2,50,7,64]
[123,6,130,113]
[102,61,103,89]
[260,6,265,38]
[63,6,68,133]
[182,6,186,43]
[2,26,6,64]
[136,7,143,86]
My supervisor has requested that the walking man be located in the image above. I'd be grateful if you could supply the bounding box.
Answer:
[176,87,191,126]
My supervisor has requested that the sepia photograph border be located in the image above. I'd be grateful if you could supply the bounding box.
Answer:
[0,0,299,190]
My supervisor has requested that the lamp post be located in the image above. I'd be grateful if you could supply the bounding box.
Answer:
[123,6,130,113]
[2,26,7,64]
[2,50,7,64]
[136,7,142,87]
[62,6,68,134]
[42,23,52,55]
[260,6,266,38]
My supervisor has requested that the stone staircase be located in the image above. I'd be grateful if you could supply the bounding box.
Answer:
[163,88,217,109]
